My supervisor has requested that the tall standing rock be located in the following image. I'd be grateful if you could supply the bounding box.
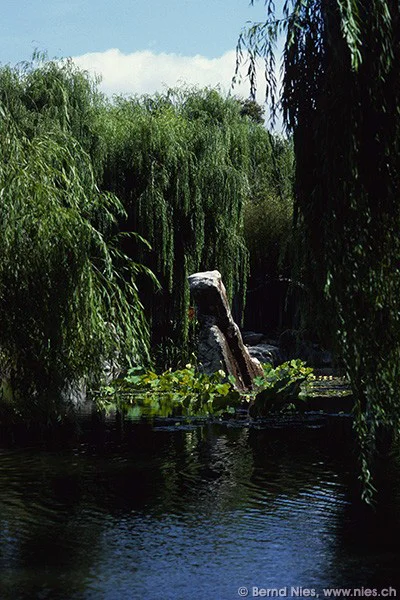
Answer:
[188,270,264,390]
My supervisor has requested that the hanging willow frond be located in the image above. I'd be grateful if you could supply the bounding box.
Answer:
[97,87,274,352]
[238,0,400,501]
[0,62,152,413]
[0,56,289,411]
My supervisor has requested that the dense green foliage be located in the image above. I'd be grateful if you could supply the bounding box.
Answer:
[96,89,282,356]
[243,132,295,335]
[239,0,400,499]
[244,134,294,282]
[250,359,314,416]
[0,60,151,415]
[0,56,295,417]
[97,359,313,418]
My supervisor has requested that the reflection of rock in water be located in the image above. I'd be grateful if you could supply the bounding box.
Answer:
[188,270,263,390]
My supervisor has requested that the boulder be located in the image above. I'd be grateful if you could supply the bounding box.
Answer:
[188,270,264,391]
[247,343,282,366]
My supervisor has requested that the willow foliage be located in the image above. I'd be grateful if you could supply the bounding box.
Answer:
[98,89,274,351]
[239,0,400,499]
[244,134,294,281]
[0,55,104,163]
[0,57,287,411]
[0,61,150,414]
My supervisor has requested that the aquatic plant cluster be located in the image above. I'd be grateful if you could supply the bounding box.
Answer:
[98,360,314,418]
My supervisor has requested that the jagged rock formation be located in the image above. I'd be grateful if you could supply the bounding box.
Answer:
[188,270,264,391]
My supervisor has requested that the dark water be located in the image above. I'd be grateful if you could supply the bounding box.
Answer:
[1,416,400,600]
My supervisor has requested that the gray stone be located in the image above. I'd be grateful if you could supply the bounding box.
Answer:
[247,343,282,366]
[188,270,264,391]
[242,331,264,345]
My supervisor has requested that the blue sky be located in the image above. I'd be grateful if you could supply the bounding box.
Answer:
[1,0,274,100]
[3,0,267,63]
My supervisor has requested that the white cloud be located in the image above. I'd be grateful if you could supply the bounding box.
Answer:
[72,47,268,102]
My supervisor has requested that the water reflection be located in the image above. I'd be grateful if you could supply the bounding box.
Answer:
[0,419,399,600]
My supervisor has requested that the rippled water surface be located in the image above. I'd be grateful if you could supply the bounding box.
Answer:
[1,418,400,600]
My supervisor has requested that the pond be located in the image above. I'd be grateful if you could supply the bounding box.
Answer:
[0,415,399,600]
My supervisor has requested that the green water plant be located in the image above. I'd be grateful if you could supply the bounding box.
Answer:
[96,359,314,419]
[98,364,242,418]
[250,360,314,416]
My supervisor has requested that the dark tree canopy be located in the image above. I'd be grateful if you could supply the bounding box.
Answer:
[238,98,265,124]
[238,0,400,500]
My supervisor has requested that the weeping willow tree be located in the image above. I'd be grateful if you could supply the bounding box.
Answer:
[238,0,400,499]
[1,57,281,382]
[0,54,105,168]
[97,88,275,357]
[0,61,151,418]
